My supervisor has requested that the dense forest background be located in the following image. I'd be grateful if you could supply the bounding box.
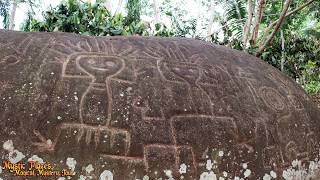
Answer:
[0,0,319,96]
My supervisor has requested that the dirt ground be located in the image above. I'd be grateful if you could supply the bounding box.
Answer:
[312,93,320,108]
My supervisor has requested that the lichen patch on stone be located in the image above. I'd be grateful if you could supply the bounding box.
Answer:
[99,170,113,180]
[200,171,217,180]
[85,164,94,174]
[8,149,25,163]
[179,163,187,174]
[28,155,44,164]
[66,157,77,172]
[3,140,14,152]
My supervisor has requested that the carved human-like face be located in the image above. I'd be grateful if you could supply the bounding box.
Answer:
[78,56,123,83]
[167,62,199,84]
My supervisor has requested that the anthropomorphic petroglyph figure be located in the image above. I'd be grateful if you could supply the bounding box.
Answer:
[77,55,124,125]
[0,30,320,179]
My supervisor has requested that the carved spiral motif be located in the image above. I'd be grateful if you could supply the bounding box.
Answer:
[1,55,20,66]
[260,86,286,111]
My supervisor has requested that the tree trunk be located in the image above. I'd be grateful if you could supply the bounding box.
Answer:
[264,0,316,30]
[9,0,17,30]
[152,0,160,23]
[242,0,254,48]
[206,0,216,40]
[250,0,266,47]
[256,0,292,57]
[280,30,285,72]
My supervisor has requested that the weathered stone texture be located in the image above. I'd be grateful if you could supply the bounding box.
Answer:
[0,30,320,179]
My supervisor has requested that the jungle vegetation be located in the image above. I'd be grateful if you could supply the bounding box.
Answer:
[1,0,319,94]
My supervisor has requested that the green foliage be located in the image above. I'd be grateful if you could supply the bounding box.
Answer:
[304,21,320,39]
[304,81,320,94]
[159,0,197,38]
[18,0,320,94]
[152,23,175,37]
[262,34,320,92]
[125,0,141,25]
[213,0,320,94]
[223,0,246,40]
[166,12,197,37]
[22,0,146,36]
[0,0,10,29]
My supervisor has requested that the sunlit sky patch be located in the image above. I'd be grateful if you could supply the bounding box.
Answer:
[1,0,225,39]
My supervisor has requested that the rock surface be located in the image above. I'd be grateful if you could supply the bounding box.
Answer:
[312,94,320,109]
[0,30,320,179]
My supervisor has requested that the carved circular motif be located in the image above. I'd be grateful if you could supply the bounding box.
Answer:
[2,55,19,65]
[260,86,286,111]
[0,31,319,179]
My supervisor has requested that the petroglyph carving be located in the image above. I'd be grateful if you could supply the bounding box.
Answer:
[0,81,12,95]
[259,86,286,111]
[1,31,319,179]
[157,61,213,115]
[34,53,136,156]
[0,55,20,66]
[262,145,285,170]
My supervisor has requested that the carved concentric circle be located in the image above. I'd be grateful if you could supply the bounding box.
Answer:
[1,55,19,66]
[260,86,286,111]
[0,31,319,179]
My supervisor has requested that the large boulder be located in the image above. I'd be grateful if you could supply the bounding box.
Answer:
[312,94,320,109]
[0,30,319,180]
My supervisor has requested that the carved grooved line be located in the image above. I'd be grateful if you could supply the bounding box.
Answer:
[169,116,177,146]
[0,55,19,66]
[76,127,85,143]
[142,144,197,173]
[175,46,187,62]
[245,79,260,111]
[50,49,67,56]
[94,37,100,52]
[61,123,131,152]
[118,46,135,56]
[78,39,92,52]
[174,145,179,168]
[143,146,148,171]
[0,36,28,56]
[85,128,93,145]
[196,68,214,114]
[143,45,166,59]
[0,42,10,48]
[64,40,85,52]
[53,43,76,56]
[110,78,136,85]
[168,47,178,61]
[94,129,101,147]
[61,123,130,134]
[62,53,126,78]
[157,59,215,115]
[108,41,115,55]
[17,35,32,54]
[79,84,92,124]
[38,37,55,59]
[143,144,175,171]
[177,145,198,174]
[141,51,163,60]
[109,130,131,156]
[167,115,234,171]
[140,113,166,121]
[63,53,127,125]
[105,78,113,126]
[101,154,144,162]
[85,39,92,52]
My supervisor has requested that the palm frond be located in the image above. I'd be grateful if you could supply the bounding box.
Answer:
[223,0,247,41]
